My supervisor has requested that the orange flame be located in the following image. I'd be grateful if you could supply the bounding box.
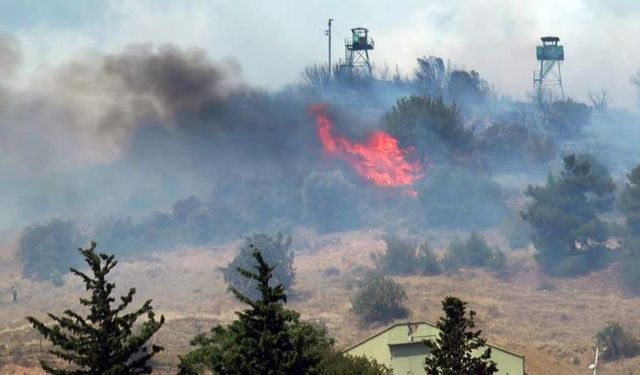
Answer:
[309,104,424,190]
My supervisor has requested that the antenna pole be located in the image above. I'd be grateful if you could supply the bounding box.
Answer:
[325,18,333,79]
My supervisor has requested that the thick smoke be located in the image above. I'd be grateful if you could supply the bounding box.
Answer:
[102,43,240,122]
[0,40,240,178]
[0,39,248,230]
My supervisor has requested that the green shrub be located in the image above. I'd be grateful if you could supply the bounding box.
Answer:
[321,352,391,375]
[478,122,556,170]
[17,218,84,281]
[384,95,472,163]
[544,98,591,138]
[442,233,505,272]
[374,235,418,275]
[446,69,492,106]
[374,235,441,276]
[417,242,442,276]
[222,233,294,300]
[352,274,408,323]
[596,322,640,361]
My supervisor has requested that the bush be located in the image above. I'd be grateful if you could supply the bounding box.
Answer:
[417,242,442,276]
[544,98,591,138]
[417,167,505,230]
[222,233,294,300]
[301,170,362,234]
[374,235,418,275]
[442,233,505,272]
[93,216,143,256]
[374,235,441,276]
[446,69,492,106]
[17,218,84,282]
[321,352,391,375]
[384,95,472,163]
[352,274,408,323]
[596,322,640,361]
[478,122,556,171]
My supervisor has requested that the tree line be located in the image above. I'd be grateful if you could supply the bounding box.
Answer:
[27,242,498,375]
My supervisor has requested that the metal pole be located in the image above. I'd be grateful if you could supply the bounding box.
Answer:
[593,347,598,375]
[327,18,333,79]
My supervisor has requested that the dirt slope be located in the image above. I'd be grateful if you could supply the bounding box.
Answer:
[1,229,639,374]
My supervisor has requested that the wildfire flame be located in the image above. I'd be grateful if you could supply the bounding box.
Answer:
[309,104,424,191]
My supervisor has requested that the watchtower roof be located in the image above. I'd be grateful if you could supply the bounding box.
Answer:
[541,36,560,42]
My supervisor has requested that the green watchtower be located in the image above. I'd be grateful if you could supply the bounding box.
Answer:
[339,27,374,77]
[533,36,564,100]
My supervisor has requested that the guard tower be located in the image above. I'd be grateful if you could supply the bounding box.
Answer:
[339,27,374,77]
[533,36,564,100]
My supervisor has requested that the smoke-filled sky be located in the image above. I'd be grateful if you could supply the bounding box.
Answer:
[1,0,640,109]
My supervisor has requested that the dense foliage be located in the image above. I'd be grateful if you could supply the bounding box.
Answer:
[595,322,640,361]
[222,233,294,300]
[374,234,441,276]
[320,351,391,375]
[424,296,498,375]
[385,95,472,163]
[543,98,592,138]
[447,70,492,106]
[441,233,506,272]
[522,154,615,276]
[352,274,408,323]
[478,122,556,171]
[618,164,640,293]
[18,218,84,282]
[27,242,165,374]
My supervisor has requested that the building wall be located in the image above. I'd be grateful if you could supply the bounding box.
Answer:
[345,323,524,375]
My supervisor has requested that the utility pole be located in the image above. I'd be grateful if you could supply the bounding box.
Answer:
[325,18,333,79]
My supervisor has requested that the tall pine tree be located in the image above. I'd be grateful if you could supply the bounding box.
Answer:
[618,164,640,293]
[27,242,165,375]
[178,246,332,375]
[424,296,498,375]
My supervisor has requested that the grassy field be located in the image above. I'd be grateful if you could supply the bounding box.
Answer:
[1,228,640,374]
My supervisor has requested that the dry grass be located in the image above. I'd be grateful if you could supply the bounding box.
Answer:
[2,229,640,374]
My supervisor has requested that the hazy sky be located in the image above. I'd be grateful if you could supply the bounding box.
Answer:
[1,0,640,108]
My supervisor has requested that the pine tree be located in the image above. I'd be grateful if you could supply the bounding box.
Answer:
[522,154,615,276]
[424,296,498,375]
[178,246,332,375]
[619,164,640,252]
[27,242,165,375]
[618,164,640,293]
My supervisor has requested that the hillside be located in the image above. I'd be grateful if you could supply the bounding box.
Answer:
[1,229,640,374]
